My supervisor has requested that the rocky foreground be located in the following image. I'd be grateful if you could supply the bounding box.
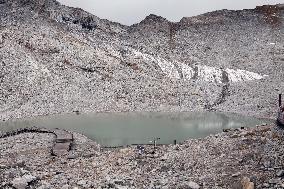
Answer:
[1,124,284,189]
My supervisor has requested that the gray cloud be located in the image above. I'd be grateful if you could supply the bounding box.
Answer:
[57,0,284,25]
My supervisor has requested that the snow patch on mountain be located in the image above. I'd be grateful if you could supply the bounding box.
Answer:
[131,49,180,79]
[225,68,267,83]
[131,48,267,83]
[180,63,195,80]
[155,57,180,79]
[196,65,223,83]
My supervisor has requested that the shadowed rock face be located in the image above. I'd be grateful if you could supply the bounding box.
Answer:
[0,1,283,120]
[256,5,283,26]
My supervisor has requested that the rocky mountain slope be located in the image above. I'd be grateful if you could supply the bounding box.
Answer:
[0,0,283,120]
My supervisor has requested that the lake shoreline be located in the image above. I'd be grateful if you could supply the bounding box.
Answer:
[0,111,273,147]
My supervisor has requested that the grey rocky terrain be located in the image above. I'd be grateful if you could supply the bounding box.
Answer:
[0,0,283,120]
[2,124,284,188]
[1,1,284,188]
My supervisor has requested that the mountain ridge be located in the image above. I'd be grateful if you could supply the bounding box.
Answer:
[0,0,283,120]
[2,0,283,26]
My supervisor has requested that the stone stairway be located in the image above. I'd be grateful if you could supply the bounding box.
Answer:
[52,129,74,156]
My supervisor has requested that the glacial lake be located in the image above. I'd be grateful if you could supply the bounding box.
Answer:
[0,112,272,147]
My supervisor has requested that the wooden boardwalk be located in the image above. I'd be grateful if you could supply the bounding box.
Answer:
[52,129,74,156]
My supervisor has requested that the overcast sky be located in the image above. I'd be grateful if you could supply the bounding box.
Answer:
[57,0,284,25]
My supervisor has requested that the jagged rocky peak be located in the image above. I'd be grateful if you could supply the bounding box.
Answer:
[179,4,284,26]
[255,4,284,11]
[180,9,248,25]
[60,8,99,31]
[129,14,171,32]
[255,4,284,25]
[7,0,60,7]
[9,0,100,31]
[140,14,169,24]
[1,0,61,17]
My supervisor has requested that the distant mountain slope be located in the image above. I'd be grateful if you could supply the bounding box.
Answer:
[0,0,283,120]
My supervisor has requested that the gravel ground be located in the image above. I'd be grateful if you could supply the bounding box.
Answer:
[1,124,284,188]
